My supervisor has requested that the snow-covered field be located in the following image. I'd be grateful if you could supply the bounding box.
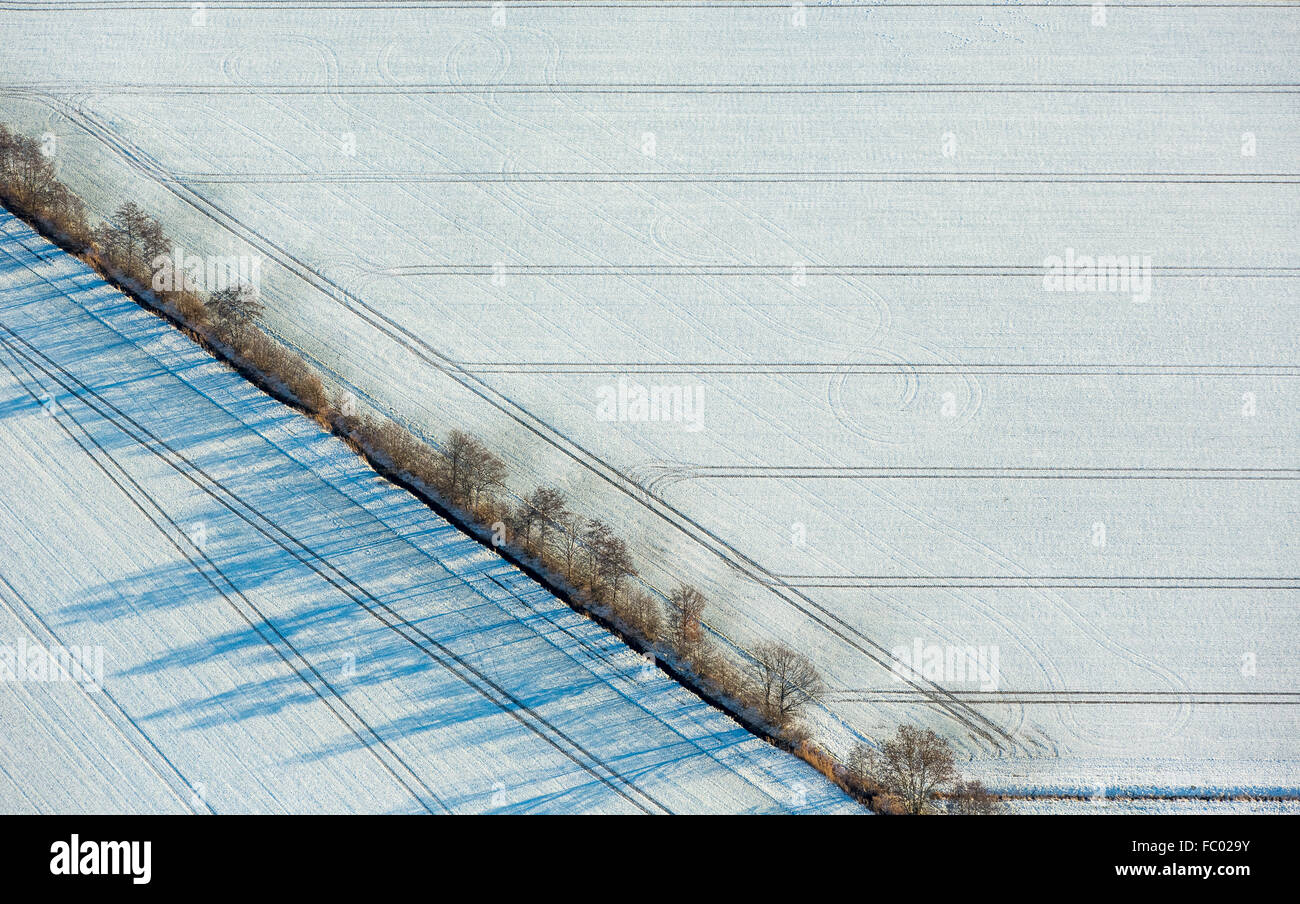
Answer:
[0,2,1296,803]
[0,211,857,813]
[1005,797,1300,816]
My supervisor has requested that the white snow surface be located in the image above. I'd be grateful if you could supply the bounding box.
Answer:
[0,2,1296,802]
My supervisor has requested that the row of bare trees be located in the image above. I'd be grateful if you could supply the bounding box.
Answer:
[0,123,91,247]
[343,419,829,733]
[5,123,1008,816]
[2,122,323,423]
[3,121,848,805]
[95,201,266,333]
[0,125,172,281]
[505,477,825,727]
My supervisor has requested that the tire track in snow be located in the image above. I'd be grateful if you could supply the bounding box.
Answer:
[0,322,449,814]
[0,568,212,813]
[0,311,673,814]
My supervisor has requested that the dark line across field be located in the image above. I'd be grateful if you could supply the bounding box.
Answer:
[170,171,1300,185]
[8,82,1300,95]
[770,576,1300,589]
[455,362,1300,376]
[379,265,1299,276]
[4,1,1295,10]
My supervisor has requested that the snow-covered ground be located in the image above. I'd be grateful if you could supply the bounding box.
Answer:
[0,2,1295,804]
[0,211,857,813]
[1005,797,1300,816]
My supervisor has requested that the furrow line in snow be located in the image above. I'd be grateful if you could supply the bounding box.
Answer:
[0,328,451,815]
[0,318,673,814]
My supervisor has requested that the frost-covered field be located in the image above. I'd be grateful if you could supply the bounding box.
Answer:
[0,212,857,813]
[0,1,1296,804]
[1005,797,1300,816]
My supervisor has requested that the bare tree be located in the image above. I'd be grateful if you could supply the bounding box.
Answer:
[463,443,506,509]
[555,511,583,581]
[139,217,166,270]
[582,519,636,602]
[846,742,876,793]
[437,429,505,507]
[98,202,166,275]
[620,590,662,642]
[603,536,635,602]
[752,642,824,725]
[862,725,959,815]
[948,779,1003,815]
[515,486,567,551]
[504,499,532,550]
[667,583,707,654]
[528,486,568,552]
[438,429,474,501]
[207,282,264,326]
[0,123,14,176]
[48,184,89,242]
[581,518,615,583]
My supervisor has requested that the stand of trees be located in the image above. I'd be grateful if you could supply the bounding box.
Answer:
[96,201,165,274]
[1,121,1006,816]
[0,123,93,249]
[208,283,265,328]
[848,725,1005,815]
[3,125,826,765]
[2,123,329,421]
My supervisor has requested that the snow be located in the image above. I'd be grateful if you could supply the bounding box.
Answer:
[1005,797,1300,816]
[0,212,856,813]
[0,2,1295,804]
